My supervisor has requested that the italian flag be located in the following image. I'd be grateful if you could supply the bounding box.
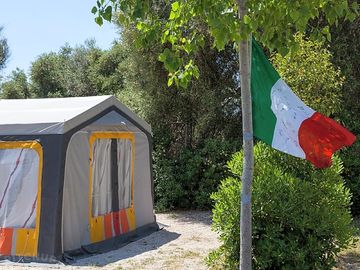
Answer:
[251,40,356,168]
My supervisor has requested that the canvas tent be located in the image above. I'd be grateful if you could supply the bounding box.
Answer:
[0,95,158,262]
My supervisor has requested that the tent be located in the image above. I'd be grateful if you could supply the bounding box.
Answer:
[0,95,158,262]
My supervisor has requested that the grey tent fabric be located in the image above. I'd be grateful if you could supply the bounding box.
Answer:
[0,96,157,261]
[0,96,151,135]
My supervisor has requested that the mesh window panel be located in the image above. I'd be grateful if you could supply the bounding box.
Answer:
[0,148,39,228]
[92,138,133,216]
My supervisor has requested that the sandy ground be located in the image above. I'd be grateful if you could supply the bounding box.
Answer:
[0,211,220,270]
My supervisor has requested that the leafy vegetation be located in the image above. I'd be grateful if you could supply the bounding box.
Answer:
[154,138,240,211]
[272,33,344,117]
[0,26,9,71]
[208,142,356,270]
[118,29,242,210]
[329,10,360,215]
[0,68,30,99]
[0,1,359,269]
[93,0,358,87]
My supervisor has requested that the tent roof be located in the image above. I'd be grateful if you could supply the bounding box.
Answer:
[0,95,151,135]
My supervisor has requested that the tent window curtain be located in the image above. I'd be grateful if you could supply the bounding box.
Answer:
[92,138,133,217]
[0,148,39,228]
[117,139,132,209]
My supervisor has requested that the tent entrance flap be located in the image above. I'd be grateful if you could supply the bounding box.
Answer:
[88,132,136,244]
[0,141,43,257]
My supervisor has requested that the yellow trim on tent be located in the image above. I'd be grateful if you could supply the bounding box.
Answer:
[0,141,43,257]
[88,132,136,243]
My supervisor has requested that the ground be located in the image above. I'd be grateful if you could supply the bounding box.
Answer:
[1,211,359,270]
[0,211,220,270]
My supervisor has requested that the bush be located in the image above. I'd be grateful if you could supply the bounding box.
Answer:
[208,142,356,270]
[272,33,343,117]
[153,138,240,211]
[330,16,360,215]
[341,140,360,215]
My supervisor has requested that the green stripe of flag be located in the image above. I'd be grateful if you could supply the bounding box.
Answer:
[251,40,279,145]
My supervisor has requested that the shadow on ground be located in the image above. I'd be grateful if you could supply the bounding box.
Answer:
[336,252,360,270]
[70,229,180,267]
[160,210,213,226]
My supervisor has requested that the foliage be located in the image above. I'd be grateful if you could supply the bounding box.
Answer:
[208,142,356,269]
[0,68,30,99]
[329,8,360,215]
[154,138,240,211]
[116,28,243,210]
[0,26,9,71]
[118,27,242,144]
[31,40,99,97]
[272,33,344,117]
[93,0,358,87]
[30,39,124,98]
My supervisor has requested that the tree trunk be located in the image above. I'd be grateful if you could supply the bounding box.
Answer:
[237,0,254,269]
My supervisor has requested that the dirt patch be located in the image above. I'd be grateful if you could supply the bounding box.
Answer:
[0,211,220,270]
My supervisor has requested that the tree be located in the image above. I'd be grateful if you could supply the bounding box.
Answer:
[272,33,344,117]
[93,0,357,87]
[0,26,10,71]
[329,6,360,215]
[30,40,124,98]
[118,27,242,210]
[0,68,30,99]
[93,1,358,269]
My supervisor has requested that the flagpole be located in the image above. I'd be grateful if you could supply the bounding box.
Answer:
[237,0,254,269]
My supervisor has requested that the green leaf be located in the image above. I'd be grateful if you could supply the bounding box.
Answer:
[193,66,200,79]
[95,16,103,26]
[347,12,356,22]
[117,13,126,24]
[103,6,113,21]
[167,77,174,87]
[243,15,251,25]
[169,11,176,20]
[290,10,300,21]
[91,6,98,14]
[322,26,331,42]
[171,1,179,12]
[136,22,144,30]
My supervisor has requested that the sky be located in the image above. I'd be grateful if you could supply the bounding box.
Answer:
[0,0,118,77]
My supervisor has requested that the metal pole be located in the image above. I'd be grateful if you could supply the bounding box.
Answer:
[237,0,254,269]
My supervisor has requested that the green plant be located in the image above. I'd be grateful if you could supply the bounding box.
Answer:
[208,142,356,270]
[272,33,344,117]
[330,13,360,216]
[153,145,186,211]
[153,138,240,211]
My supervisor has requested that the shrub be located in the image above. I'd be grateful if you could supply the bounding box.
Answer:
[153,138,240,211]
[208,142,356,270]
[272,33,343,117]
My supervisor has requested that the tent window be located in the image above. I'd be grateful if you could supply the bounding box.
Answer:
[0,148,39,228]
[92,138,133,216]
[117,139,132,209]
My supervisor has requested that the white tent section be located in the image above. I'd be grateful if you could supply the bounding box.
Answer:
[0,96,151,135]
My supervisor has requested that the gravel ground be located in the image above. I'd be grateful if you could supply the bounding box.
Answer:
[0,211,220,270]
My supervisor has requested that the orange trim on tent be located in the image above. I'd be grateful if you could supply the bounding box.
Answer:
[104,213,112,239]
[119,209,129,234]
[0,228,13,255]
